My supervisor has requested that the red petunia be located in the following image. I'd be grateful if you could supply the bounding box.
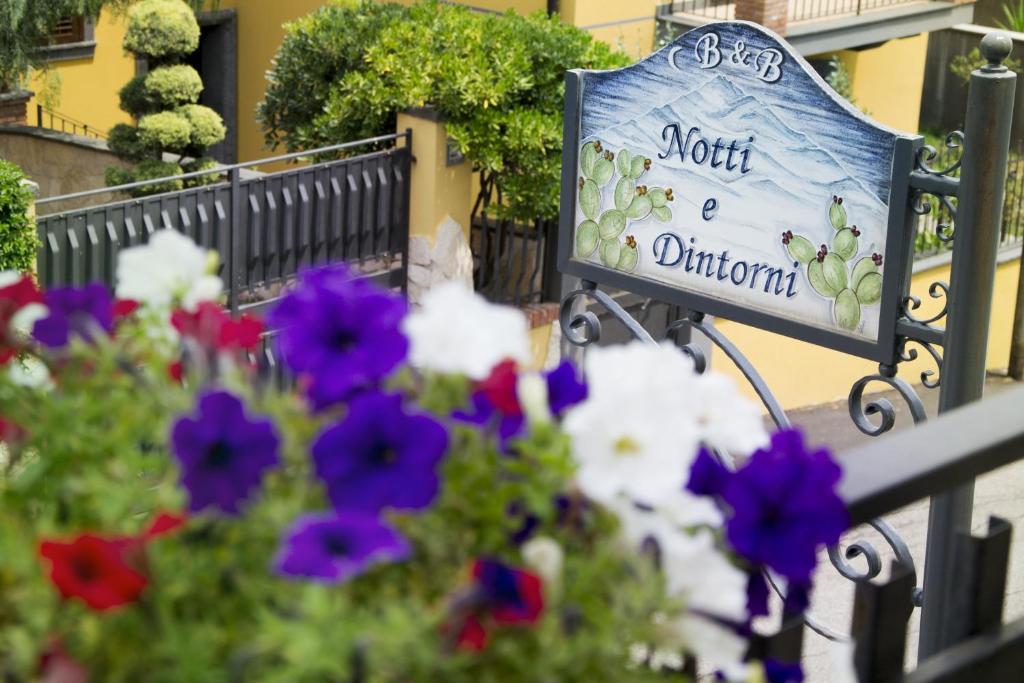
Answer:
[0,275,43,364]
[37,511,186,611]
[38,534,147,611]
[476,359,522,416]
[112,299,140,321]
[171,302,263,352]
[447,558,545,652]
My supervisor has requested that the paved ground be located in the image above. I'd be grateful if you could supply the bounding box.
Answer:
[776,374,1024,680]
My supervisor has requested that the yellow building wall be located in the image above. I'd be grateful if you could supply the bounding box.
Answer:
[711,258,1021,411]
[26,9,134,136]
[564,0,658,59]
[835,33,929,134]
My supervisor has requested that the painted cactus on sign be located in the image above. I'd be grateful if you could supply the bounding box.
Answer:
[783,196,883,332]
[575,140,674,272]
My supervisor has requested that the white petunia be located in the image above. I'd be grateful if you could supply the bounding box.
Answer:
[563,342,702,506]
[693,373,768,461]
[9,356,52,390]
[401,281,530,380]
[9,303,46,339]
[116,230,222,310]
[521,536,564,589]
[516,371,552,425]
[659,529,750,671]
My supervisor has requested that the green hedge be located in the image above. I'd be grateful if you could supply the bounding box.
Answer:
[258,0,629,220]
[123,0,200,61]
[0,161,39,274]
[137,111,192,153]
[177,103,226,150]
[107,123,161,162]
[120,65,203,116]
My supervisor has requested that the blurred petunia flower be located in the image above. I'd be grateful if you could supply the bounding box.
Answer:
[171,302,263,353]
[0,272,43,363]
[32,284,113,348]
[38,534,146,611]
[170,389,280,514]
[402,282,530,380]
[312,391,447,515]
[275,512,410,583]
[268,264,407,410]
[116,229,222,311]
[448,558,545,651]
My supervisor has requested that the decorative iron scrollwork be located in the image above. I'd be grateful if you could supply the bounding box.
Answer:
[901,280,950,326]
[848,369,928,437]
[915,130,965,176]
[898,337,944,389]
[559,282,655,348]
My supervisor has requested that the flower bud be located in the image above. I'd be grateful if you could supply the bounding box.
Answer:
[521,536,563,590]
[516,371,552,425]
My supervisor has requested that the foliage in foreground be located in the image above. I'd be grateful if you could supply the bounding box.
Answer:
[0,230,847,681]
[258,0,630,221]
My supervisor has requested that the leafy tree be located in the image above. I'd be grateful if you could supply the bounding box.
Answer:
[950,47,1023,84]
[105,0,225,196]
[258,0,630,221]
[0,0,209,91]
[0,160,40,273]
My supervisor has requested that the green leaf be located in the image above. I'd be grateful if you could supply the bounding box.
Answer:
[829,199,848,230]
[786,235,817,264]
[834,288,861,330]
[850,257,878,290]
[647,188,668,208]
[822,252,848,293]
[831,228,858,261]
[855,271,882,305]
[616,148,631,177]
[600,238,620,267]
[592,158,614,186]
[629,155,648,179]
[579,179,600,220]
[598,209,627,240]
[808,259,841,298]
[651,205,672,222]
[617,243,638,271]
[575,220,599,257]
[580,142,598,178]
[626,194,652,220]
[614,177,635,211]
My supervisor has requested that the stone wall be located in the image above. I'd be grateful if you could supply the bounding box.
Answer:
[0,125,130,214]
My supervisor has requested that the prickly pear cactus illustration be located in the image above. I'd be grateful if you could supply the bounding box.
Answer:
[575,141,674,272]
[782,195,883,332]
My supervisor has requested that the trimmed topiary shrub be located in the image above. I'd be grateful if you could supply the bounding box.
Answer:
[178,104,226,150]
[0,160,40,274]
[182,156,221,187]
[106,0,226,197]
[123,0,200,62]
[107,123,160,162]
[138,111,192,152]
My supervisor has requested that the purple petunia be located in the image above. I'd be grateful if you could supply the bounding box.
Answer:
[275,512,410,583]
[687,430,848,583]
[170,389,280,515]
[312,391,448,515]
[544,361,588,417]
[267,264,408,410]
[33,284,114,348]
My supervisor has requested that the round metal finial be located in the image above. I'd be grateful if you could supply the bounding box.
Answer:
[980,32,1013,70]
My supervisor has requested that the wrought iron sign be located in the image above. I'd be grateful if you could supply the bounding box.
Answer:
[558,20,920,364]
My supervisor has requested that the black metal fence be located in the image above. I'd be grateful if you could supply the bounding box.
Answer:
[470,172,561,306]
[36,105,107,140]
[658,0,922,21]
[35,132,412,314]
[914,139,1024,258]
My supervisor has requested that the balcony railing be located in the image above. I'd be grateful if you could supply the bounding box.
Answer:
[661,0,930,23]
[36,105,106,140]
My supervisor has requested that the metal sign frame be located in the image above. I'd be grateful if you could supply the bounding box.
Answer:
[557,21,922,366]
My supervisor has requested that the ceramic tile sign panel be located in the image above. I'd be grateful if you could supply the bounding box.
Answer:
[559,21,920,363]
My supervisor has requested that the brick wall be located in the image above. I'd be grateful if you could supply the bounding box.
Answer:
[0,91,33,126]
[734,0,788,35]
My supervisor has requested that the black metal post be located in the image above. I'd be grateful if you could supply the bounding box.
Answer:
[919,32,1017,660]
[228,166,241,313]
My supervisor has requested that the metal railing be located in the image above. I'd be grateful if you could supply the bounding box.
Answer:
[35,132,412,313]
[914,139,1024,259]
[470,172,561,306]
[661,0,925,22]
[36,105,106,140]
